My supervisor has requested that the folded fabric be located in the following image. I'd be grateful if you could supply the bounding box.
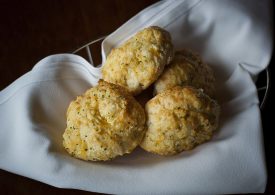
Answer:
[0,0,273,194]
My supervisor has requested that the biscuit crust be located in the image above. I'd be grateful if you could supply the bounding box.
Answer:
[154,49,215,97]
[63,80,146,161]
[102,26,174,95]
[140,86,220,155]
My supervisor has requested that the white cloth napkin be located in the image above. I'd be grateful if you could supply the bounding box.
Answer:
[0,0,273,194]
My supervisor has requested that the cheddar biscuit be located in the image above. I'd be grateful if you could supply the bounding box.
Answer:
[140,86,220,156]
[154,49,215,97]
[63,80,146,161]
[102,26,174,95]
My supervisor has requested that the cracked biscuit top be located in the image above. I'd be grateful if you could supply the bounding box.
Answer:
[140,86,220,156]
[63,80,146,161]
[102,26,174,95]
[154,49,216,97]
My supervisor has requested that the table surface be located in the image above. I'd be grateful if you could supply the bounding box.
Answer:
[0,0,274,194]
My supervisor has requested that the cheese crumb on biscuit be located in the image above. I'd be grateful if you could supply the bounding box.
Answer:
[102,26,174,95]
[63,80,146,161]
[140,86,220,156]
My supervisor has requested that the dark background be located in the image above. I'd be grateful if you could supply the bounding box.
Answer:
[0,0,273,194]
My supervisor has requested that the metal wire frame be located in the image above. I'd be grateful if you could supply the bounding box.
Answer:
[258,67,270,109]
[73,36,270,110]
[72,36,106,66]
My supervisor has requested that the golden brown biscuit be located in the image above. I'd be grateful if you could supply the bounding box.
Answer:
[63,80,146,161]
[140,86,220,156]
[102,26,174,95]
[154,49,215,97]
